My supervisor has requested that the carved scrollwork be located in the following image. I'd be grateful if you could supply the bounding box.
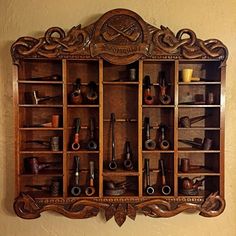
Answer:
[11,25,90,61]
[14,192,225,226]
[151,26,228,66]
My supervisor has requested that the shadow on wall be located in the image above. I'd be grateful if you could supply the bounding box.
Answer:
[0,40,16,216]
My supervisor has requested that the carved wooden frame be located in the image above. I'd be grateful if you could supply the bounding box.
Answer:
[11,9,227,226]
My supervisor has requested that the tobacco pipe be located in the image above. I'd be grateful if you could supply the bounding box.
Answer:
[85,161,96,196]
[144,117,156,150]
[87,118,98,150]
[28,74,61,81]
[143,76,154,105]
[159,124,170,150]
[71,156,81,196]
[25,140,50,147]
[179,115,210,128]
[123,141,133,170]
[86,81,98,103]
[72,118,81,150]
[145,158,155,195]
[71,78,83,104]
[32,90,60,105]
[24,157,58,174]
[104,181,130,196]
[159,71,171,105]
[159,159,171,195]
[181,177,205,195]
[180,158,204,173]
[24,115,60,128]
[108,113,118,170]
[178,137,213,150]
[25,179,61,196]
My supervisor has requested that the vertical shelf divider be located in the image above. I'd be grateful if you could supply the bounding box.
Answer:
[13,64,20,197]
[174,60,179,197]
[220,65,226,197]
[62,59,68,198]
[138,60,143,197]
[99,59,104,197]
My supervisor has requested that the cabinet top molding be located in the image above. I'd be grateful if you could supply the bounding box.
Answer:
[11,8,228,65]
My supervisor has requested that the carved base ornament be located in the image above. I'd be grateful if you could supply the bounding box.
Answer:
[14,192,225,226]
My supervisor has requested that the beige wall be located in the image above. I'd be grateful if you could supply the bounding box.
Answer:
[0,0,236,235]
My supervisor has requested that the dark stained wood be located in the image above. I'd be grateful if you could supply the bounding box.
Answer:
[12,8,227,225]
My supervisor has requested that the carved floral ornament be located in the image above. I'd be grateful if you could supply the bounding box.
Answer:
[14,192,225,226]
[11,9,228,65]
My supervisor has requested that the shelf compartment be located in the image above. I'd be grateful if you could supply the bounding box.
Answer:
[20,130,63,152]
[178,61,221,82]
[18,83,63,105]
[103,61,139,82]
[66,60,99,84]
[142,154,174,197]
[178,107,220,128]
[143,61,175,105]
[178,83,221,105]
[18,59,62,81]
[20,176,63,198]
[178,176,220,197]
[178,130,220,150]
[103,176,138,197]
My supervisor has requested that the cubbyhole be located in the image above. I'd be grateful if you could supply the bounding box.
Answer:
[178,176,220,197]
[179,61,221,82]
[20,130,63,151]
[68,154,99,197]
[20,176,63,198]
[142,154,174,196]
[143,61,175,105]
[103,61,139,82]
[142,108,174,150]
[178,107,220,128]
[19,84,63,105]
[103,121,138,171]
[19,107,63,128]
[178,84,221,105]
[178,153,220,174]
[20,153,63,175]
[18,59,62,80]
[178,130,220,150]
[103,176,138,197]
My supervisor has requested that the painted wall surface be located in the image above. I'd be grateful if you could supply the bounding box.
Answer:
[0,0,236,235]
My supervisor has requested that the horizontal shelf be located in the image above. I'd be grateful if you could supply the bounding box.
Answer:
[19,104,63,108]
[103,81,139,85]
[103,118,137,122]
[19,127,63,131]
[178,148,220,153]
[18,80,63,84]
[178,81,221,85]
[178,127,220,130]
[20,150,63,154]
[142,105,175,108]
[22,191,63,199]
[142,150,174,154]
[20,170,63,177]
[67,150,99,154]
[178,105,221,108]
[178,170,220,176]
[103,170,139,177]
[67,104,99,108]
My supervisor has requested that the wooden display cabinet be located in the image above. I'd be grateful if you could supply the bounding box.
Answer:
[11,9,227,226]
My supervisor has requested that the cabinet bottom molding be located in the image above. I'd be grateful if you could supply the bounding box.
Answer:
[14,192,225,226]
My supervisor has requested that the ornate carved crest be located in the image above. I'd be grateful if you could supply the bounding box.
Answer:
[11,8,228,65]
